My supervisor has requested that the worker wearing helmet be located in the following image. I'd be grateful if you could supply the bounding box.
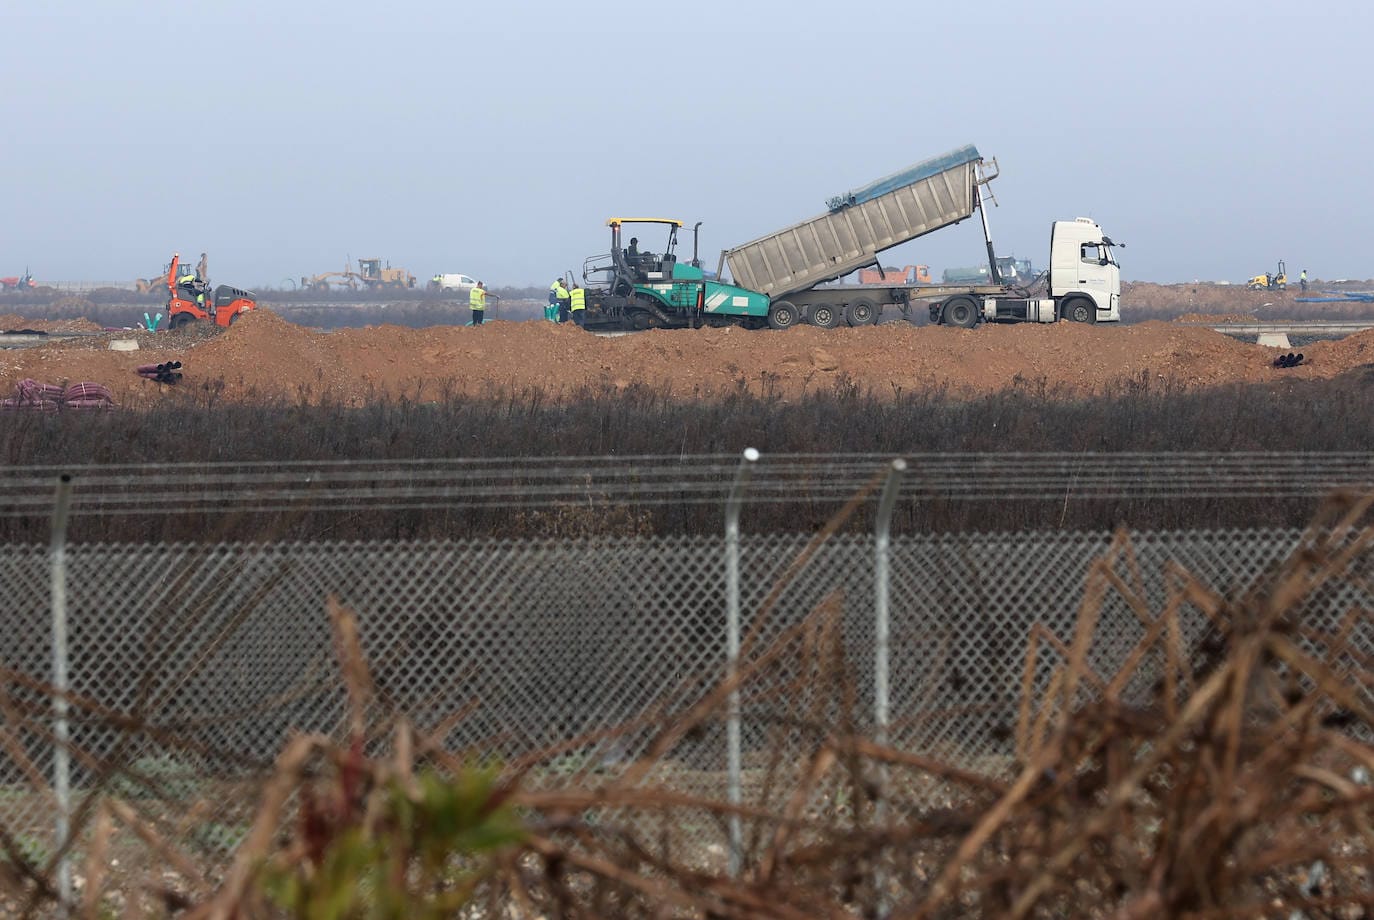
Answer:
[551,278,571,324]
[177,269,207,310]
[469,281,487,326]
[569,283,586,328]
[547,278,562,322]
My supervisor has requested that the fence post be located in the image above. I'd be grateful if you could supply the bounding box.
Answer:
[873,460,906,789]
[724,447,759,877]
[873,458,905,911]
[50,474,74,912]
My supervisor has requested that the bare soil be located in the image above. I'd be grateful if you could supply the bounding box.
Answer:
[4,283,1374,408]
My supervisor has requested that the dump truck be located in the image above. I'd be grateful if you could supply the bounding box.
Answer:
[722,144,1122,328]
[577,144,1122,331]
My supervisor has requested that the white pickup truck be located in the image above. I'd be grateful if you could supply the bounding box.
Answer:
[430,273,478,293]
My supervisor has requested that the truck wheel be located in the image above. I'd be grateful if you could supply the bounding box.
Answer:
[845,297,878,326]
[942,297,978,329]
[767,301,799,330]
[169,313,196,331]
[807,303,840,329]
[1061,297,1096,323]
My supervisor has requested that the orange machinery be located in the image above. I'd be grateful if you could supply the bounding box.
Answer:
[856,264,930,285]
[164,252,257,329]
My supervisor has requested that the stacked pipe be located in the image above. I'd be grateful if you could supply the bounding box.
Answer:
[1273,352,1305,368]
[137,361,183,384]
[1,379,114,410]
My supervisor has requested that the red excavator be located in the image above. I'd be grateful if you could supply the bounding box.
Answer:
[164,252,257,329]
[0,270,36,290]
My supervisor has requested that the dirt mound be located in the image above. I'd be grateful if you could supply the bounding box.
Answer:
[0,313,103,333]
[1,306,1364,408]
[1123,280,1374,322]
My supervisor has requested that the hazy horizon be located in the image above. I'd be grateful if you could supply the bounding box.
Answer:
[3,1,1366,290]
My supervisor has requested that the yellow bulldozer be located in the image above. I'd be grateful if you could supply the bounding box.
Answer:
[356,258,415,290]
[299,257,416,291]
[1247,260,1286,291]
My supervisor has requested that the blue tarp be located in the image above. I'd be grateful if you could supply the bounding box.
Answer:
[1295,291,1374,303]
[826,144,982,213]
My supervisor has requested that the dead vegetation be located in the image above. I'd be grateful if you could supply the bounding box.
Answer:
[1,493,1371,917]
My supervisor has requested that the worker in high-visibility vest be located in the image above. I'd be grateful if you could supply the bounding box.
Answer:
[177,271,207,309]
[469,281,487,325]
[552,278,571,323]
[569,283,587,327]
[547,278,563,322]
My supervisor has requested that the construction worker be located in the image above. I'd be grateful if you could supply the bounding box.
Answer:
[1300,269,1308,292]
[547,278,562,322]
[553,278,571,323]
[569,282,587,327]
[469,281,487,325]
[176,269,207,310]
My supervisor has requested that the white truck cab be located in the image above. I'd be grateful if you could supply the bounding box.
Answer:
[1047,218,1121,322]
[431,273,478,293]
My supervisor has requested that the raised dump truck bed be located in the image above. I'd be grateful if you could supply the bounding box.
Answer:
[722,145,989,302]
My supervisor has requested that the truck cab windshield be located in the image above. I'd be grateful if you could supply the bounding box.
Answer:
[1081,243,1117,266]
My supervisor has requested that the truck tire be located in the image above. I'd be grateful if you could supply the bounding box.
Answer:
[941,297,978,329]
[169,313,197,331]
[767,301,799,330]
[807,303,841,329]
[1060,297,1096,323]
[845,297,878,327]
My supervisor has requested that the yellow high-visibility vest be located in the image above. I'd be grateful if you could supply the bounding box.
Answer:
[569,288,586,311]
[469,287,485,309]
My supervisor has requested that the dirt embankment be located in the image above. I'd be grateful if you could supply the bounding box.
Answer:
[5,305,1374,408]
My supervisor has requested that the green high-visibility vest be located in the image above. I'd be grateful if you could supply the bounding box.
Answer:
[569,288,586,311]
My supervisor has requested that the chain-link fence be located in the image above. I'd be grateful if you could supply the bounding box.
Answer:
[3,525,1371,882]
[0,453,1368,906]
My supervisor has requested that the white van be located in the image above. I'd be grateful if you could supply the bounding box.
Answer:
[430,273,478,293]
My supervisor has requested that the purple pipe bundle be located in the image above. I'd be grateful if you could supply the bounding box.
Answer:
[1,379,114,410]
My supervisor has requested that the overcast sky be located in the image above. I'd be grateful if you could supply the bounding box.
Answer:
[2,0,1366,289]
